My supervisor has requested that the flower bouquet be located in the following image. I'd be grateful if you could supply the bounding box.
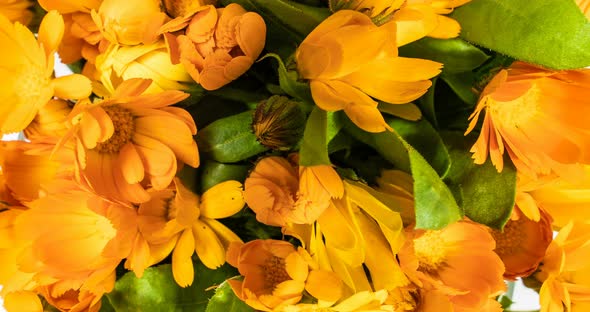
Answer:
[1,0,590,311]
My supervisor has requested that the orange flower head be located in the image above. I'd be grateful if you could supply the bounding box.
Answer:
[398,221,505,311]
[296,10,441,133]
[490,207,553,280]
[227,239,343,311]
[39,283,102,312]
[0,0,33,24]
[63,78,199,204]
[466,62,590,180]
[0,10,92,134]
[92,0,166,45]
[244,156,343,227]
[167,3,267,90]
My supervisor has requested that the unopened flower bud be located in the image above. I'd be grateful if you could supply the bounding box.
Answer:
[162,0,216,17]
[252,95,305,151]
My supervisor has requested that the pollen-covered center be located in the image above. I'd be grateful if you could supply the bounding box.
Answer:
[96,105,135,154]
[15,65,51,106]
[488,84,539,129]
[388,284,420,312]
[263,256,290,290]
[414,231,447,272]
[491,218,525,257]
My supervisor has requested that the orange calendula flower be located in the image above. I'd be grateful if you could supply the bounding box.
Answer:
[490,206,553,280]
[296,10,441,133]
[536,221,590,312]
[0,0,32,24]
[244,156,343,227]
[62,78,199,204]
[0,10,92,134]
[465,61,590,179]
[161,3,266,90]
[39,283,102,312]
[226,239,343,311]
[138,178,244,287]
[398,221,506,311]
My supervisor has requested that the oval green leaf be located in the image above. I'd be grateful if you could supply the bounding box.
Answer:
[205,278,255,312]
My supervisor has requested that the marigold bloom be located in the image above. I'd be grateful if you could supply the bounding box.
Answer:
[465,62,590,179]
[244,156,343,227]
[0,0,32,24]
[296,10,441,133]
[63,78,199,204]
[0,10,92,134]
[398,221,505,311]
[39,283,102,312]
[161,3,266,90]
[536,221,590,312]
[227,239,343,311]
[138,178,244,287]
[490,207,553,280]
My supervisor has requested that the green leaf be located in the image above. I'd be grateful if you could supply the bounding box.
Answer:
[300,107,331,166]
[205,279,254,312]
[343,117,461,229]
[451,0,590,69]
[416,77,438,128]
[399,37,489,73]
[441,131,516,229]
[441,72,479,106]
[100,297,116,312]
[107,262,238,312]
[199,161,251,193]
[260,53,313,104]
[197,111,268,163]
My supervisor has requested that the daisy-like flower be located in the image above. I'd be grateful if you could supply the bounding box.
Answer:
[296,10,441,133]
[244,155,343,227]
[226,239,343,311]
[0,10,92,134]
[465,61,590,179]
[63,78,199,204]
[137,178,244,287]
[0,0,32,24]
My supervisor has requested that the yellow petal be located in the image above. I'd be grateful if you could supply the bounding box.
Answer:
[118,142,145,184]
[305,270,343,302]
[201,218,242,247]
[4,291,43,312]
[38,10,65,55]
[343,101,392,133]
[52,74,92,99]
[172,229,195,287]
[236,12,266,58]
[428,15,461,39]
[200,181,245,219]
[393,5,438,47]
[379,102,422,121]
[284,251,309,282]
[193,220,225,269]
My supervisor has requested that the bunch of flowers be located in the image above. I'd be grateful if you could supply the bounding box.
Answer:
[1,0,590,311]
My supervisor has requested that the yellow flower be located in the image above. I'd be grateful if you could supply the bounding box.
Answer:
[92,0,166,46]
[96,39,194,93]
[62,78,199,204]
[398,221,506,311]
[162,3,267,90]
[403,0,472,39]
[577,0,590,18]
[536,221,590,312]
[465,62,590,179]
[227,239,343,311]
[296,10,441,133]
[244,156,343,227]
[0,0,32,24]
[0,10,92,134]
[489,206,553,280]
[137,178,245,287]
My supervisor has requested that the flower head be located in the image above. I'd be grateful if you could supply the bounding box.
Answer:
[466,62,590,179]
[296,10,441,133]
[0,10,91,134]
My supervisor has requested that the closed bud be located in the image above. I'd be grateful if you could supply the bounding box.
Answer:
[252,95,305,151]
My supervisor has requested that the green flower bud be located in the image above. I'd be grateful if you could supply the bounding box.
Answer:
[252,95,306,151]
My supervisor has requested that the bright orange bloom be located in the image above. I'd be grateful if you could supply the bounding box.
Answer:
[138,178,244,287]
[296,10,441,133]
[466,62,590,179]
[577,0,590,18]
[537,221,590,312]
[0,0,33,24]
[62,78,199,204]
[161,3,266,90]
[398,221,505,311]
[227,239,343,311]
[490,207,553,280]
[39,283,102,312]
[0,10,92,134]
[244,156,343,227]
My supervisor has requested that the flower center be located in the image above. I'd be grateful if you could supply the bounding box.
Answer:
[491,218,525,257]
[263,256,290,290]
[95,105,135,154]
[414,231,447,272]
[14,64,51,106]
[388,284,420,312]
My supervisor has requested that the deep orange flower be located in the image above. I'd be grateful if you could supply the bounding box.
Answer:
[227,239,343,311]
[244,156,343,227]
[466,62,590,179]
[62,78,199,204]
[490,207,553,280]
[0,0,33,24]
